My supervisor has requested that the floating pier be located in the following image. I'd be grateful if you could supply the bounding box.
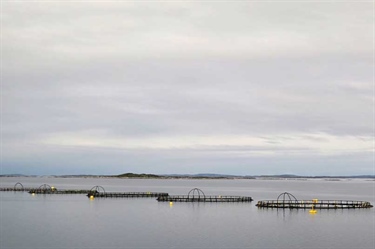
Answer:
[256,192,373,209]
[0,187,35,192]
[157,188,253,203]
[28,184,91,194]
[0,183,91,194]
[0,182,32,192]
[86,186,169,198]
[1,183,169,198]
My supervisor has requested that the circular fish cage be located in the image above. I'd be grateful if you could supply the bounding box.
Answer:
[256,192,373,209]
[157,187,253,202]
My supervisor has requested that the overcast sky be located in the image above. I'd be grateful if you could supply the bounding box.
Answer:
[1,1,374,176]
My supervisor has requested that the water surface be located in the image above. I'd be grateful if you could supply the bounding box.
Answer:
[1,177,374,249]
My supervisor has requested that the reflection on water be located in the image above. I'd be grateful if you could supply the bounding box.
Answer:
[1,177,374,249]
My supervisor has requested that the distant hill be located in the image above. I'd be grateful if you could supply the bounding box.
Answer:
[116,173,161,178]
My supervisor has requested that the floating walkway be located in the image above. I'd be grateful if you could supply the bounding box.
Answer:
[86,186,169,198]
[0,187,35,192]
[157,188,253,203]
[0,183,91,194]
[256,192,373,209]
[1,183,168,198]
[28,184,90,194]
[0,182,32,192]
[88,192,169,198]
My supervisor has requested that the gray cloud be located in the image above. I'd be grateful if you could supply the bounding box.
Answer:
[1,1,373,175]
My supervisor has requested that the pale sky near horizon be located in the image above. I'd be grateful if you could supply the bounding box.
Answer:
[1,0,374,176]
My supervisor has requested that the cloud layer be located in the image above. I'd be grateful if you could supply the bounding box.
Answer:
[2,1,373,175]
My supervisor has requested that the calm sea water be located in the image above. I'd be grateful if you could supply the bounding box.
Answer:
[1,177,374,249]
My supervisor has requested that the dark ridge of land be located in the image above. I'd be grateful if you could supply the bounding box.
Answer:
[0,173,374,179]
[113,173,237,179]
[116,173,162,178]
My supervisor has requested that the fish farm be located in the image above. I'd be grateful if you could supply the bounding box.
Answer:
[0,183,168,198]
[157,188,253,202]
[0,183,78,194]
[0,183,91,194]
[1,183,373,208]
[256,192,373,209]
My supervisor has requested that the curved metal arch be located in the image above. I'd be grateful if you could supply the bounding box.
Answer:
[187,188,205,199]
[38,184,53,190]
[89,185,106,194]
[277,192,298,202]
[13,182,24,191]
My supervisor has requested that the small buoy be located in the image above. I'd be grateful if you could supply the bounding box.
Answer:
[89,195,94,200]
[31,193,35,196]
[169,201,173,206]
[309,205,317,214]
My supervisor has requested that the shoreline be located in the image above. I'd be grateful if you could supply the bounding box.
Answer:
[1,175,374,181]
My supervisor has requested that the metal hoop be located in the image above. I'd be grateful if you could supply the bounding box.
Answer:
[277,192,298,202]
[38,184,53,191]
[13,182,24,191]
[89,186,106,194]
[187,188,206,199]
